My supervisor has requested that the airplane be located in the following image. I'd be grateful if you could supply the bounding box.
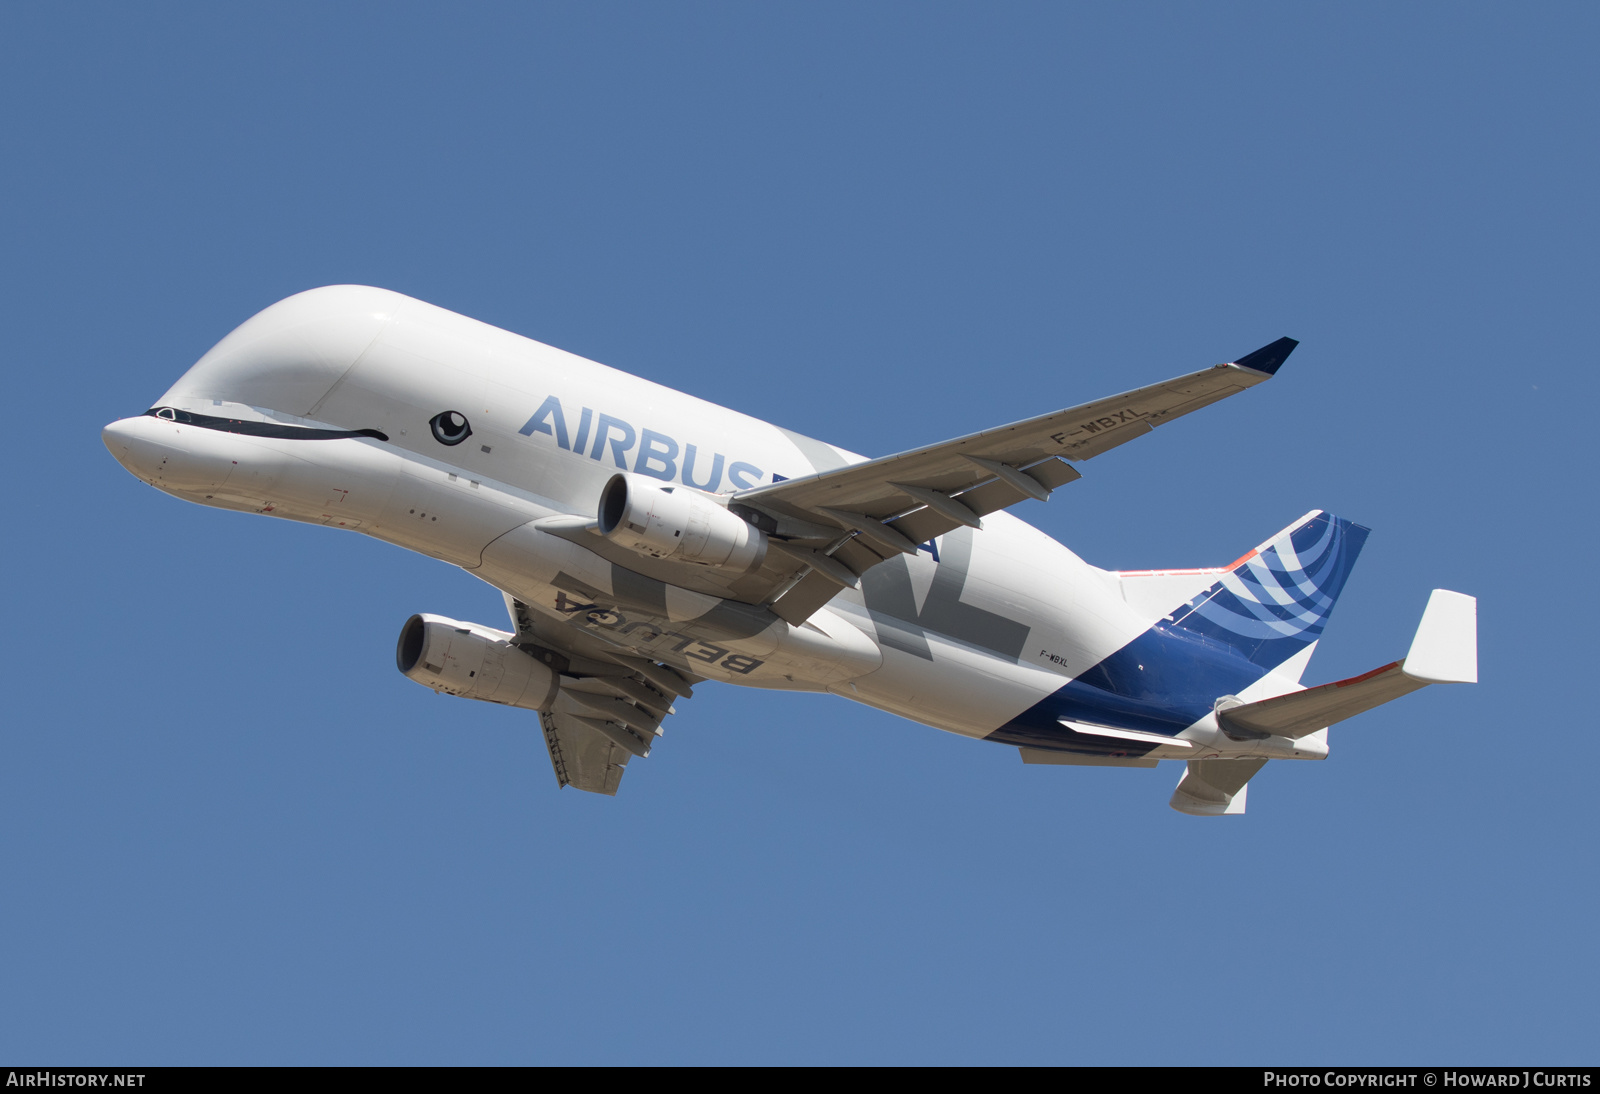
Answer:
[101,286,1477,815]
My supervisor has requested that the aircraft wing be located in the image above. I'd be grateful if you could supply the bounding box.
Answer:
[737,338,1298,624]
[539,706,632,795]
[506,596,697,796]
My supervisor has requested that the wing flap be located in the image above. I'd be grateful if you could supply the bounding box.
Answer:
[506,596,697,795]
[771,569,850,626]
[882,505,965,550]
[540,708,630,795]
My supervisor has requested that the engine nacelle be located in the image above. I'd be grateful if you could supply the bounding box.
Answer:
[597,473,766,571]
[396,613,559,712]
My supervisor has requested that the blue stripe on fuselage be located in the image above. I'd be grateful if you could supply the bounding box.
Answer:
[986,625,1269,755]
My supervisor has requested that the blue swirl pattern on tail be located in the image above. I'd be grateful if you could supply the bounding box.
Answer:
[1171,511,1368,669]
[987,511,1369,754]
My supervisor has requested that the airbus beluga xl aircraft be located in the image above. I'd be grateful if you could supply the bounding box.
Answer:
[102,286,1477,814]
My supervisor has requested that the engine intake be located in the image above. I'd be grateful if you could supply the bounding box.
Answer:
[597,473,765,571]
[396,613,559,712]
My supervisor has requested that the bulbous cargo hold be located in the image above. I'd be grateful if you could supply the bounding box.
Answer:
[396,614,559,712]
[597,473,766,571]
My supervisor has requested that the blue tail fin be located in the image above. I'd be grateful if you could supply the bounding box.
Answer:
[990,511,1369,750]
[1168,510,1369,672]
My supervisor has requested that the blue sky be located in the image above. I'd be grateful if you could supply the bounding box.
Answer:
[2,3,1595,1064]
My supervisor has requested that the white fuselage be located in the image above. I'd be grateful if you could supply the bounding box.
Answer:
[101,286,1315,763]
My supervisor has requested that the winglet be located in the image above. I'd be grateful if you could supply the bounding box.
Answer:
[1233,337,1299,376]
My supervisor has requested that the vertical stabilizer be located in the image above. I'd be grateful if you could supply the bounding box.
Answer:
[1001,512,1373,748]
[1166,510,1369,675]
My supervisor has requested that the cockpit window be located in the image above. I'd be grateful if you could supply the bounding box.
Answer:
[143,407,387,442]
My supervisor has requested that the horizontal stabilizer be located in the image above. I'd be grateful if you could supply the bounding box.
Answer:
[1170,758,1267,816]
[1219,662,1424,739]
[1218,589,1477,740]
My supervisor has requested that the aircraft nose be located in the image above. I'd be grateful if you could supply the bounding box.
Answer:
[102,416,159,478]
[102,414,234,491]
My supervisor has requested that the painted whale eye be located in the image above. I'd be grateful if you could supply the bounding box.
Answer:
[429,411,472,446]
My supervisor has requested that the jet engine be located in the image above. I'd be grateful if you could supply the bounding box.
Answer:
[396,613,559,712]
[597,473,765,571]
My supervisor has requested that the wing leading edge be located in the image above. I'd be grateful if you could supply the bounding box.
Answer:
[737,338,1298,623]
